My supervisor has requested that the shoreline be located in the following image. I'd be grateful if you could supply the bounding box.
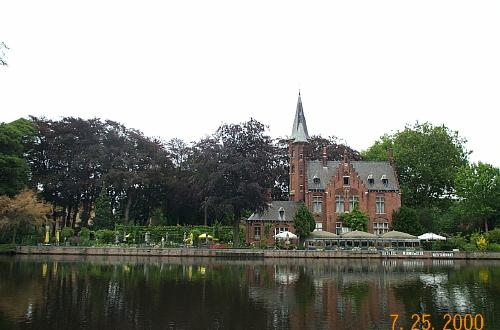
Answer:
[14,245,500,260]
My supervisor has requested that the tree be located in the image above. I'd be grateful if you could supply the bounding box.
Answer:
[0,119,36,196]
[340,207,369,232]
[392,206,422,235]
[360,134,393,161]
[0,42,8,66]
[307,135,362,161]
[0,189,51,243]
[363,122,469,207]
[455,162,500,232]
[293,203,316,241]
[191,119,276,246]
[92,188,115,229]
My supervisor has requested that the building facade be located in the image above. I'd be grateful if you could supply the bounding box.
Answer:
[289,93,401,235]
[246,93,401,244]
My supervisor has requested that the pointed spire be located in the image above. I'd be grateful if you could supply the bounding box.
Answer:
[291,91,309,143]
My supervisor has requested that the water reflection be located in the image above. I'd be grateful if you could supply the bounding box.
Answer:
[0,256,499,330]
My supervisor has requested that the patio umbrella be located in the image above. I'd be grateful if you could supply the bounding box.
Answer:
[418,233,446,241]
[274,231,297,240]
[198,233,213,239]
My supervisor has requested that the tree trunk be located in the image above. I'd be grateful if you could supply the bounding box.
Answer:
[11,221,19,244]
[233,211,241,247]
[124,195,133,225]
[485,219,489,233]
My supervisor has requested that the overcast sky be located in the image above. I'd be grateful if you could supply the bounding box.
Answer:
[1,1,499,166]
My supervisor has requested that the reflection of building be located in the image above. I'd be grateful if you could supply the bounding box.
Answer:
[246,93,401,244]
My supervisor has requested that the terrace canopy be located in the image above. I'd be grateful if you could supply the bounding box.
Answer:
[418,233,446,241]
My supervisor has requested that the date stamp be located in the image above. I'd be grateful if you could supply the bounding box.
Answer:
[390,313,485,330]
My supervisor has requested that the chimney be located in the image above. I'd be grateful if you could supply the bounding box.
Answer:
[265,188,272,202]
[322,146,327,167]
[343,149,348,163]
[387,148,394,166]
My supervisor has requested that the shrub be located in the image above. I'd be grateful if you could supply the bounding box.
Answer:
[95,229,116,244]
[487,243,500,252]
[476,235,488,252]
[486,228,500,244]
[61,227,75,241]
[448,235,467,250]
[79,227,91,240]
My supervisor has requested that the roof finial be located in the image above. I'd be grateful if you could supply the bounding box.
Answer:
[299,89,301,96]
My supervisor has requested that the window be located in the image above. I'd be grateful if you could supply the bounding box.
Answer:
[381,174,388,186]
[313,176,320,185]
[299,184,304,192]
[343,176,350,186]
[274,227,287,236]
[254,226,261,240]
[315,222,323,231]
[335,195,344,213]
[299,153,303,160]
[367,174,374,185]
[291,150,295,158]
[376,196,385,214]
[313,196,322,214]
[291,165,295,174]
[335,222,343,235]
[373,222,389,235]
[349,196,359,211]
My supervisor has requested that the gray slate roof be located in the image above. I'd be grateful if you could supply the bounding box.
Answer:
[307,160,399,191]
[290,94,309,143]
[247,201,300,222]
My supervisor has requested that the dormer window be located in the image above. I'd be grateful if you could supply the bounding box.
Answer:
[278,207,285,220]
[368,174,374,185]
[381,174,388,186]
[313,176,320,185]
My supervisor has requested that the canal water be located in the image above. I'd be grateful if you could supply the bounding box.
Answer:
[0,256,499,330]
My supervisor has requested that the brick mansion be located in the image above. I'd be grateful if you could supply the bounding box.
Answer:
[246,93,401,244]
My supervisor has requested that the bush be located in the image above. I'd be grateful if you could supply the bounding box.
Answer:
[61,227,75,241]
[487,243,500,252]
[95,229,116,244]
[448,235,467,250]
[486,228,500,244]
[79,227,91,239]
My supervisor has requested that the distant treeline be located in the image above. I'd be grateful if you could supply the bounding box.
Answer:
[0,117,499,245]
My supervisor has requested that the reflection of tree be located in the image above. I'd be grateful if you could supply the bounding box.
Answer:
[294,268,315,307]
[341,283,369,308]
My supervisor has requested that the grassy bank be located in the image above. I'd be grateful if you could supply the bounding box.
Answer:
[0,244,17,254]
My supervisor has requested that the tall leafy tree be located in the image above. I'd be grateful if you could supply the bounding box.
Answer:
[363,122,469,207]
[293,203,316,242]
[191,119,276,246]
[0,119,36,196]
[392,206,422,235]
[455,162,500,232]
[92,188,115,229]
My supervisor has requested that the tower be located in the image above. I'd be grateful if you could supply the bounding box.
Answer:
[289,92,309,202]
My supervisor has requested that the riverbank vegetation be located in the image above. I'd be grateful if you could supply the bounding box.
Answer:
[0,116,499,247]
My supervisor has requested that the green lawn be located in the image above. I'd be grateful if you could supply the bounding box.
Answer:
[0,244,16,254]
